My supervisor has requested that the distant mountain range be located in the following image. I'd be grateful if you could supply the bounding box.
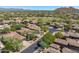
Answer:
[0,8,26,12]
[0,8,53,12]
[0,7,79,14]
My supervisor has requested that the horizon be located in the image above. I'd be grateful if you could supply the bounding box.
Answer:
[0,6,79,10]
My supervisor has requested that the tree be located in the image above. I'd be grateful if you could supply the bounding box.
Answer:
[11,24,24,31]
[37,19,44,26]
[25,32,37,41]
[55,32,64,39]
[0,36,23,52]
[64,23,72,30]
[39,41,49,48]
[3,27,10,33]
[0,27,10,34]
[40,25,48,32]
[42,32,55,44]
[38,32,56,48]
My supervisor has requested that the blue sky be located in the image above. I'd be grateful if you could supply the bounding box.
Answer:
[0,6,79,10]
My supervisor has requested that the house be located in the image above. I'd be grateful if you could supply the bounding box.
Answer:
[27,24,41,31]
[66,38,79,47]
[3,32,26,40]
[62,31,79,39]
[62,47,77,53]
[15,17,22,24]
[30,20,38,24]
[50,43,60,50]
[16,28,31,35]
[3,20,10,24]
[4,24,10,29]
[72,24,79,30]
[55,39,68,46]
[0,24,10,29]
[3,20,15,24]
[42,47,60,53]
[21,20,28,24]
[16,19,22,24]
[62,32,70,37]
[69,32,79,39]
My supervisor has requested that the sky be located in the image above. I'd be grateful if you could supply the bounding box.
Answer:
[0,6,79,10]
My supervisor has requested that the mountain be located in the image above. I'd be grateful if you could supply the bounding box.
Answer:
[54,7,79,14]
[0,8,53,12]
[0,8,26,12]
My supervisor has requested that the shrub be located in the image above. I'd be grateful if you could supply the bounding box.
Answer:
[76,29,79,33]
[55,32,64,38]
[25,32,37,41]
[0,36,23,52]
[39,41,50,48]
[40,25,48,32]
[42,32,55,44]
[39,32,56,48]
[11,24,24,31]
[0,27,10,34]
[64,23,72,30]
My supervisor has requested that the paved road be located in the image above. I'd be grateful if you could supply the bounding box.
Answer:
[21,40,40,53]
[21,31,48,53]
[21,27,58,53]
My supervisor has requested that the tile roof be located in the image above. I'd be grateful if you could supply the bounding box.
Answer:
[3,32,25,40]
